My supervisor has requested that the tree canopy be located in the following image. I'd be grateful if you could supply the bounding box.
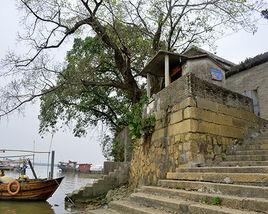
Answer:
[0,0,266,157]
[39,36,134,136]
[262,9,268,19]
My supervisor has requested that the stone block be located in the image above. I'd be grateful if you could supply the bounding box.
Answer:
[183,142,191,151]
[184,106,234,128]
[171,97,196,112]
[183,107,198,119]
[198,121,220,135]
[174,135,180,143]
[151,128,165,141]
[196,97,218,112]
[170,110,183,124]
[218,125,244,139]
[240,111,258,123]
[155,119,165,130]
[179,97,197,109]
[168,119,198,136]
[154,110,166,120]
[196,97,258,126]
[213,113,233,127]
[217,103,258,123]
[232,118,248,128]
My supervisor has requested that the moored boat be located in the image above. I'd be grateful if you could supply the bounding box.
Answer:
[57,161,77,172]
[0,177,64,201]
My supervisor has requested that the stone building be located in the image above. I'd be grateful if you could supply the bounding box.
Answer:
[142,47,268,120]
[132,47,268,186]
[141,46,234,100]
[142,47,235,115]
[225,52,268,120]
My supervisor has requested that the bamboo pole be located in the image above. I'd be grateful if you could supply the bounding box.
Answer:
[28,159,38,179]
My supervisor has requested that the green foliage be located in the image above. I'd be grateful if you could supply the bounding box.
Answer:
[127,96,156,140]
[201,196,221,206]
[212,196,222,206]
[111,139,125,162]
[39,36,131,136]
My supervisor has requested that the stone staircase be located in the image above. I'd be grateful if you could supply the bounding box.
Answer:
[89,130,268,213]
[66,163,129,204]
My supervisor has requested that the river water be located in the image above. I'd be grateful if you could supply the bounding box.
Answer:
[0,165,100,214]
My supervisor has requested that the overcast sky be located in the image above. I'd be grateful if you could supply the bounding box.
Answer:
[0,1,268,165]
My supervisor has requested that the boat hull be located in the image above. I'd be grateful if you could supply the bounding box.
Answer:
[0,177,63,201]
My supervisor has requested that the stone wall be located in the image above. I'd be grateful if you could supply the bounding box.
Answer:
[182,57,225,87]
[225,61,268,120]
[147,73,252,115]
[130,73,267,187]
[67,162,130,203]
[116,127,132,162]
[103,161,129,175]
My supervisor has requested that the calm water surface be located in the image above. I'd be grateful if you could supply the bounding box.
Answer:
[0,166,99,214]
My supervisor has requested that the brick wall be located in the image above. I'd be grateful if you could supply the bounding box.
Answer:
[225,61,268,120]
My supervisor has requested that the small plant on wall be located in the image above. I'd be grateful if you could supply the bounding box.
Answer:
[212,196,222,205]
[127,96,156,140]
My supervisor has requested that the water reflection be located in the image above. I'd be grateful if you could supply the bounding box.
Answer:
[0,201,54,214]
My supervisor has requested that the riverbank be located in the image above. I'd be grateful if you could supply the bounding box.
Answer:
[83,185,134,212]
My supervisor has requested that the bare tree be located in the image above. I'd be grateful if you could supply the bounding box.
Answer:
[0,0,265,118]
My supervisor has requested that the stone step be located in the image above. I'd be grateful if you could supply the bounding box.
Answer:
[219,161,268,167]
[189,203,258,214]
[110,200,169,214]
[225,155,268,161]
[237,143,268,150]
[130,192,191,213]
[131,191,261,213]
[158,179,268,198]
[138,187,268,213]
[166,172,268,185]
[176,166,268,173]
[234,149,268,155]
[88,208,118,214]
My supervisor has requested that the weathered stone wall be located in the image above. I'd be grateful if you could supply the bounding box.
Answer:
[225,61,268,120]
[67,162,130,203]
[182,57,225,87]
[130,74,267,187]
[147,73,252,115]
[116,127,132,162]
[103,161,129,175]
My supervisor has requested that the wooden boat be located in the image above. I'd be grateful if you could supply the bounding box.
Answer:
[0,177,63,201]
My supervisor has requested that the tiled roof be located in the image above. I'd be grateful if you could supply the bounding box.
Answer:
[226,52,268,78]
